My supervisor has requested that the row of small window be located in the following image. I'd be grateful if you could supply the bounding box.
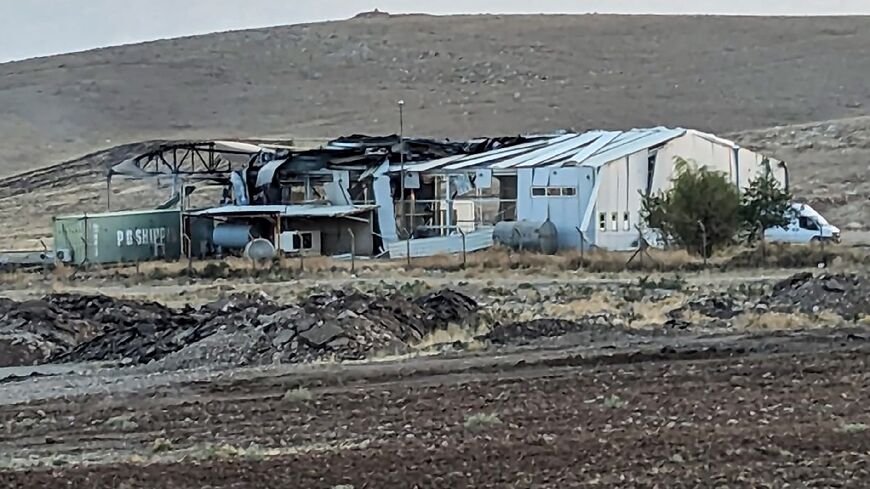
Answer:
[599,212,632,232]
[531,186,577,197]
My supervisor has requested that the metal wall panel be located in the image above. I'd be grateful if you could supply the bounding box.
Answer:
[53,210,182,265]
[388,228,494,258]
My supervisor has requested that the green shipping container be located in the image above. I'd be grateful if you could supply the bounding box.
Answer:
[53,209,182,265]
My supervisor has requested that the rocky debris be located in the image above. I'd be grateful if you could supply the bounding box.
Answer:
[485,316,633,346]
[669,295,744,321]
[54,288,480,368]
[413,289,480,330]
[0,294,177,367]
[768,273,870,320]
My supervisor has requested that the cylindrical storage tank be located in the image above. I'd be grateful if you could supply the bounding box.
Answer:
[213,223,254,249]
[493,220,559,254]
[538,220,559,255]
[53,209,182,265]
[188,216,215,258]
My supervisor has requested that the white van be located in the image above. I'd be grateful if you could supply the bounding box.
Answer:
[764,203,840,244]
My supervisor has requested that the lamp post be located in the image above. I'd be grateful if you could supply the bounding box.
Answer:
[398,100,406,235]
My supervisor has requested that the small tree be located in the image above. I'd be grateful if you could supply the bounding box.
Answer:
[641,158,742,256]
[739,163,793,244]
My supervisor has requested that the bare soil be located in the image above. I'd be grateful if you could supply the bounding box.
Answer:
[0,270,868,487]
[1,331,868,488]
[3,14,870,174]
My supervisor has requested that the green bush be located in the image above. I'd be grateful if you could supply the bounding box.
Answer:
[739,165,793,244]
[642,158,741,256]
[643,157,794,256]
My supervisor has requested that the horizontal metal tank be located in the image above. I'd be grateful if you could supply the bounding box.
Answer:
[53,209,182,265]
[213,223,255,249]
[493,220,559,255]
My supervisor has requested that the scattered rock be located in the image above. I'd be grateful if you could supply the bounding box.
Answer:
[769,273,869,320]
[35,289,480,369]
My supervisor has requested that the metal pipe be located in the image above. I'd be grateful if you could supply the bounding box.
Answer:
[347,228,356,274]
[457,227,467,268]
[444,175,452,236]
[106,174,112,211]
[398,100,406,236]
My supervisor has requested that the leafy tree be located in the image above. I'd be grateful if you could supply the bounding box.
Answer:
[641,158,742,256]
[739,162,793,243]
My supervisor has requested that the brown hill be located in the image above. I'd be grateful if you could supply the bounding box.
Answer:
[2,14,870,176]
[0,14,869,248]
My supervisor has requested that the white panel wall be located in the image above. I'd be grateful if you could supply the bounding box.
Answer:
[626,151,648,233]
[737,149,787,190]
[652,133,740,193]
[592,153,646,251]
[516,167,595,249]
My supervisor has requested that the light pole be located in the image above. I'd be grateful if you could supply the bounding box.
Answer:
[398,100,406,236]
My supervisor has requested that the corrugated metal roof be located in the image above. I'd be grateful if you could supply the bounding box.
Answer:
[390,127,698,172]
[188,204,377,218]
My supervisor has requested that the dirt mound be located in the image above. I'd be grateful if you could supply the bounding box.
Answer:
[52,289,479,369]
[0,294,179,367]
[485,317,633,346]
[768,272,870,320]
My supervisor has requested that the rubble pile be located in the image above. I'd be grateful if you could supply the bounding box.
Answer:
[768,272,870,320]
[0,294,178,367]
[53,288,480,368]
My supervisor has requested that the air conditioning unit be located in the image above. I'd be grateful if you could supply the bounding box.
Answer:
[280,230,322,255]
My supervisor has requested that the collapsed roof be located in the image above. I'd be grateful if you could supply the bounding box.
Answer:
[106,127,753,186]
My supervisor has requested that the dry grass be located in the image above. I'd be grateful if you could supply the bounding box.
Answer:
[413,323,489,350]
[542,292,615,317]
[2,241,867,290]
[627,293,691,328]
[723,243,870,270]
[412,247,701,274]
[731,311,845,331]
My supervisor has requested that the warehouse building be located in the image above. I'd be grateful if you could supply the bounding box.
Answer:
[389,127,787,251]
[76,127,786,264]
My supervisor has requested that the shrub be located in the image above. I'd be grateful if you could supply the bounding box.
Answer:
[643,158,795,256]
[463,412,502,432]
[642,158,741,256]
[282,387,314,403]
[740,167,793,244]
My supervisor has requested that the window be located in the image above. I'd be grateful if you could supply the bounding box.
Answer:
[623,212,631,231]
[532,186,577,198]
[291,232,314,250]
[599,212,607,232]
[611,212,619,231]
[799,216,819,231]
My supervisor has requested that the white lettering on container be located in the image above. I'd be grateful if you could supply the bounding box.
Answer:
[115,227,169,248]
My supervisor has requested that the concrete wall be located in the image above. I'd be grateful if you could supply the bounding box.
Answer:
[280,215,374,256]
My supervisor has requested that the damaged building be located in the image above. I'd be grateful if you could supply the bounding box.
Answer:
[62,127,786,264]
